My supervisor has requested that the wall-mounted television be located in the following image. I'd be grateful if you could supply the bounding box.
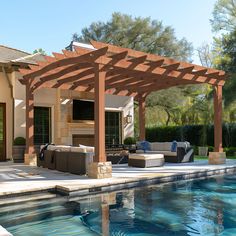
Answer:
[73,99,94,121]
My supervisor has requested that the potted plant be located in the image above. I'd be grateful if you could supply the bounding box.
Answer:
[198,125,208,156]
[12,137,26,163]
[124,137,137,153]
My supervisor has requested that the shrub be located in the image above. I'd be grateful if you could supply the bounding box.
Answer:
[124,137,136,145]
[224,147,236,156]
[145,123,236,147]
[13,137,26,146]
[208,146,214,152]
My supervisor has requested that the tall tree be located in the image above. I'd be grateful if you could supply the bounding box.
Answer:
[211,0,236,118]
[73,12,193,61]
[211,0,236,32]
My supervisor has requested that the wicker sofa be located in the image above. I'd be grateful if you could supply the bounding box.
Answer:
[136,142,194,163]
[37,145,94,175]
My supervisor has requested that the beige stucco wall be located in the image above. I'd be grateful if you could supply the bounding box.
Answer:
[13,73,134,149]
[0,71,13,159]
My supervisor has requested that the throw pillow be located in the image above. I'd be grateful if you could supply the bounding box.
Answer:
[171,140,178,152]
[140,141,151,153]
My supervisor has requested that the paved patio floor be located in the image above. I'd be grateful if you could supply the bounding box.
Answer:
[0,160,236,197]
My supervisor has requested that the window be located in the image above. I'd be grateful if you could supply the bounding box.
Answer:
[105,111,122,145]
[34,107,51,145]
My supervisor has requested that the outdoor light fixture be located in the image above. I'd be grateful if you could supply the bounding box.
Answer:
[126,112,132,124]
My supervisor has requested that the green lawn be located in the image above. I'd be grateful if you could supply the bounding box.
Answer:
[195,155,236,160]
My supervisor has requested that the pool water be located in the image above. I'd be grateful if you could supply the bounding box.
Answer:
[1,174,236,236]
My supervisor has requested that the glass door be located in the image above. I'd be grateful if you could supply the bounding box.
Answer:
[0,103,6,161]
[105,111,122,145]
[34,107,51,145]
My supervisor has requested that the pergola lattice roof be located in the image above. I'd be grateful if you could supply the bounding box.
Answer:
[19,41,226,100]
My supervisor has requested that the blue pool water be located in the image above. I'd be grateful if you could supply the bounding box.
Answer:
[1,174,236,235]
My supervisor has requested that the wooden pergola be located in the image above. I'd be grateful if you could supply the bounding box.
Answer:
[19,41,226,173]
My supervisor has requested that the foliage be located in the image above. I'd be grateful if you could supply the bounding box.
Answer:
[13,137,26,146]
[33,48,47,55]
[145,123,236,147]
[210,0,236,33]
[73,12,193,61]
[224,147,236,156]
[124,137,137,145]
[211,1,236,112]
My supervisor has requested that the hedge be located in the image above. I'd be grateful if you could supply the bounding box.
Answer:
[146,123,236,147]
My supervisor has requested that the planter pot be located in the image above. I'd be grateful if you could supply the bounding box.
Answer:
[198,146,208,157]
[12,146,25,163]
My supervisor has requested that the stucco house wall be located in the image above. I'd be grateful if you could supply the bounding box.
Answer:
[0,71,13,159]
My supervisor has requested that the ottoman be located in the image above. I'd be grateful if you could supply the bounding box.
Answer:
[128,153,164,168]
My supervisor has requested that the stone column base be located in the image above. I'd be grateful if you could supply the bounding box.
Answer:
[88,162,112,179]
[24,154,37,166]
[208,152,226,165]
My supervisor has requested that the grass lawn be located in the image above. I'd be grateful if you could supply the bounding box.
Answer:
[195,155,236,160]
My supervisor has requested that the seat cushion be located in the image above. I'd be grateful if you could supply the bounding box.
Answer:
[129,153,164,160]
[70,146,87,153]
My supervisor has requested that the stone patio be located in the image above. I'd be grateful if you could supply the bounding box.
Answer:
[0,159,236,197]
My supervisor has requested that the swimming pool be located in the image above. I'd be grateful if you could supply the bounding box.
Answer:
[1,174,236,235]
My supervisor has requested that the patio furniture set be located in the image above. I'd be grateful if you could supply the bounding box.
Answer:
[37,141,193,174]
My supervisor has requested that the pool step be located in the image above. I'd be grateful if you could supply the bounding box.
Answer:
[0,200,81,228]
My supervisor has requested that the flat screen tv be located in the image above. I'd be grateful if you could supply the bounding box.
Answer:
[73,100,94,121]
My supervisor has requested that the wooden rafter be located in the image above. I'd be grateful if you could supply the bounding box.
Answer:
[19,40,226,98]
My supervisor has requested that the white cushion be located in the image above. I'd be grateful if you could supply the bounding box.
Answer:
[129,153,164,160]
[150,142,172,151]
[47,145,71,152]
[79,144,95,153]
[47,145,58,151]
[147,150,177,156]
[70,146,87,153]
[55,145,71,152]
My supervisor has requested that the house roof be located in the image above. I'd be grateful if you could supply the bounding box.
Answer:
[0,45,45,65]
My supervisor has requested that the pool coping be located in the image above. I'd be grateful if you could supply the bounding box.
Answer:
[1,164,236,199]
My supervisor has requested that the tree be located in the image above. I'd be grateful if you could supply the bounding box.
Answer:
[211,0,236,33]
[33,48,47,55]
[73,12,193,61]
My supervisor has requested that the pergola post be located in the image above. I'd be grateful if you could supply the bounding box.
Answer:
[94,68,106,163]
[87,66,112,178]
[24,82,37,166]
[209,85,226,164]
[214,85,223,152]
[139,95,146,140]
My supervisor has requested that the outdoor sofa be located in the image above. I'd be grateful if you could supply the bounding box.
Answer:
[37,145,94,175]
[136,141,194,163]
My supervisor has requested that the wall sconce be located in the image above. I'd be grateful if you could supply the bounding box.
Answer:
[125,113,132,124]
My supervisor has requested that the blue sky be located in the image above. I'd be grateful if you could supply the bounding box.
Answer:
[0,0,216,63]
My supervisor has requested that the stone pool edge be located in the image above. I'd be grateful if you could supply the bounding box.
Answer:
[57,166,236,197]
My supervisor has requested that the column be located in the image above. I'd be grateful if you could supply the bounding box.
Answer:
[139,95,146,140]
[94,68,106,162]
[209,85,226,164]
[24,82,37,165]
[88,66,112,178]
[213,85,223,152]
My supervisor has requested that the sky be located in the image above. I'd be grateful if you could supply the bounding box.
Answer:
[0,0,217,64]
